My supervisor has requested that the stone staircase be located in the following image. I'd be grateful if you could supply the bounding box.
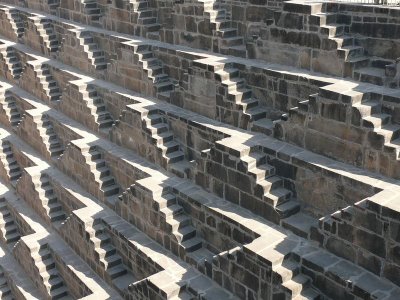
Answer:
[79,85,114,131]
[31,244,72,299]
[158,193,203,252]
[241,150,300,219]
[133,45,175,99]
[286,2,397,87]
[81,0,102,22]
[128,0,160,37]
[83,147,121,204]
[33,18,59,53]
[316,13,395,87]
[214,65,273,133]
[3,8,24,39]
[37,115,64,158]
[0,198,20,245]
[0,269,13,299]
[151,191,215,271]
[352,94,400,160]
[77,31,108,70]
[1,94,22,128]
[273,256,321,300]
[35,65,62,102]
[0,141,21,185]
[200,0,246,57]
[353,58,397,87]
[86,220,133,282]
[35,174,67,223]
[0,47,23,79]
[291,83,400,158]
[143,110,185,166]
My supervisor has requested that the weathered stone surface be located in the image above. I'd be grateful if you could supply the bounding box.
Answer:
[0,1,396,299]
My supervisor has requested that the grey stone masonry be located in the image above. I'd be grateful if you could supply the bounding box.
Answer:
[0,0,396,300]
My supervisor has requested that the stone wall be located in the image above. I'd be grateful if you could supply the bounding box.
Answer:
[317,191,400,287]
[0,1,397,299]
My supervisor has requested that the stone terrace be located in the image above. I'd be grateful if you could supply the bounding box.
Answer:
[0,0,396,299]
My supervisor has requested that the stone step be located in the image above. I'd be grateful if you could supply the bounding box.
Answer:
[46,276,64,291]
[205,9,226,20]
[345,55,370,71]
[141,57,161,68]
[312,12,337,26]
[101,254,122,269]
[96,243,117,259]
[180,237,202,253]
[273,259,300,284]
[91,233,111,247]
[264,187,292,207]
[147,122,169,135]
[246,106,267,121]
[320,24,345,37]
[251,118,274,136]
[139,17,157,25]
[337,46,364,61]
[371,58,395,70]
[241,151,266,169]
[155,81,174,93]
[4,230,20,243]
[293,287,321,300]
[153,131,174,145]
[221,36,244,47]
[160,204,183,218]
[354,67,386,86]
[249,163,275,179]
[227,88,252,102]
[95,110,112,120]
[138,9,153,18]
[9,169,21,181]
[49,285,69,299]
[222,78,246,91]
[240,97,259,110]
[102,184,120,197]
[167,214,191,231]
[257,175,283,194]
[107,264,127,279]
[164,150,185,163]
[0,215,15,227]
[146,113,164,125]
[352,100,381,118]
[88,149,102,160]
[49,210,66,222]
[160,141,181,154]
[362,114,391,129]
[100,175,116,188]
[281,212,318,239]
[281,274,311,298]
[216,28,237,38]
[50,146,64,157]
[282,2,322,15]
[173,225,197,243]
[276,200,301,219]
[137,50,154,60]
[47,202,62,213]
[154,193,177,210]
[375,124,400,143]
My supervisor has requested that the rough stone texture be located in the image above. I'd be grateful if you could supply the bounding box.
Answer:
[0,0,394,300]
